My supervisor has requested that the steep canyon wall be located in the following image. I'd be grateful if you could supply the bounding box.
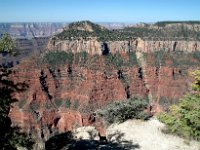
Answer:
[48,38,200,54]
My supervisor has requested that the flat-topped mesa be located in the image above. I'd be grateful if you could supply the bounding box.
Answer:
[47,21,200,54]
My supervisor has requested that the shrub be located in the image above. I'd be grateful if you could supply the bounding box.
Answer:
[66,50,73,65]
[128,52,137,66]
[0,35,34,150]
[158,70,200,141]
[193,51,200,63]
[18,99,27,109]
[43,51,70,68]
[74,52,81,65]
[74,51,88,65]
[159,96,179,111]
[80,51,88,65]
[191,70,200,91]
[55,99,63,107]
[29,102,39,111]
[65,99,71,108]
[158,94,200,141]
[45,102,53,109]
[168,51,198,68]
[97,97,150,124]
[73,100,79,110]
[105,52,126,69]
[0,32,15,53]
[154,50,166,67]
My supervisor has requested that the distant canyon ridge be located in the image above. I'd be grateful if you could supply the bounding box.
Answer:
[1,21,200,54]
[0,22,131,39]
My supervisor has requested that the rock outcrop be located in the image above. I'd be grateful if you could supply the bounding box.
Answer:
[47,21,200,54]
[8,53,193,140]
[48,38,200,55]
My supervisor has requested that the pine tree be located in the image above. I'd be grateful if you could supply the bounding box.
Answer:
[0,33,34,149]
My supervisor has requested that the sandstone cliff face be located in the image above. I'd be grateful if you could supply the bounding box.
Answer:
[48,39,102,55]
[8,54,192,141]
[138,40,200,52]
[48,38,200,55]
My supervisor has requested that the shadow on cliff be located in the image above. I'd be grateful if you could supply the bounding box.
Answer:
[0,66,34,149]
[45,131,140,150]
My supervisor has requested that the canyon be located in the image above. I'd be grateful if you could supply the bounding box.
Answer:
[0,23,66,39]
[5,21,200,143]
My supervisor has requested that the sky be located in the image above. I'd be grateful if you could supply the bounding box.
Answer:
[0,0,200,23]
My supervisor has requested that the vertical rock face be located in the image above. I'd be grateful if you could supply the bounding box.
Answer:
[9,53,193,140]
[140,40,200,52]
[48,39,102,55]
[48,38,133,54]
[48,37,200,55]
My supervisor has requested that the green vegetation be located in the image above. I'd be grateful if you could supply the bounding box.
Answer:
[73,100,79,110]
[43,50,137,72]
[18,99,27,109]
[0,32,15,53]
[169,51,200,68]
[56,21,136,41]
[74,51,88,66]
[43,51,70,68]
[55,99,63,107]
[97,97,150,124]
[158,70,200,141]
[68,20,106,33]
[192,51,200,64]
[155,21,200,27]
[56,21,200,41]
[105,52,125,69]
[191,70,200,91]
[125,25,200,40]
[105,52,138,69]
[65,99,71,108]
[159,96,179,111]
[43,51,89,68]
[146,51,200,69]
[29,102,40,111]
[122,26,157,38]
[128,51,138,66]
[153,50,166,67]
[0,33,34,149]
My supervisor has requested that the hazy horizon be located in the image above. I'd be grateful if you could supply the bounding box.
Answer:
[1,20,200,24]
[1,0,200,22]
